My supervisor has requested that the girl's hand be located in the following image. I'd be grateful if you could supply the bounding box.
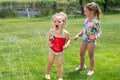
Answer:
[49,43,53,47]
[74,35,79,41]
[49,39,53,47]
[48,42,53,47]
[63,44,68,50]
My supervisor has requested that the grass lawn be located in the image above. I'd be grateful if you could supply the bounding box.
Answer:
[0,0,54,2]
[0,14,120,80]
[0,0,72,3]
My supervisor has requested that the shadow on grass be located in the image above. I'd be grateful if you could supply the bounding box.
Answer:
[64,70,88,80]
[41,78,46,80]
[41,70,88,80]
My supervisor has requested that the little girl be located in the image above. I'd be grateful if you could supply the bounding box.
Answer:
[45,12,70,80]
[74,2,101,76]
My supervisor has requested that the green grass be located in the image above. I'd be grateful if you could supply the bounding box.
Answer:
[0,0,55,2]
[0,0,72,3]
[0,14,120,80]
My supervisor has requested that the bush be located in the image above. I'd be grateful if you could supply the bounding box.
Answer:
[40,8,53,17]
[0,8,18,18]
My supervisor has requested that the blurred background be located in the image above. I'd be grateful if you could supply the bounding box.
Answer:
[0,0,119,18]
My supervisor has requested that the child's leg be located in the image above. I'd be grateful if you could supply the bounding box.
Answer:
[80,41,87,68]
[46,53,55,74]
[57,54,63,78]
[87,42,95,71]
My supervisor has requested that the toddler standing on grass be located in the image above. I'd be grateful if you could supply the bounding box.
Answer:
[45,12,70,80]
[74,2,102,76]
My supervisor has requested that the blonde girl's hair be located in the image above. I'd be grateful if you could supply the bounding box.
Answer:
[85,2,101,20]
[52,12,67,23]
[59,12,67,23]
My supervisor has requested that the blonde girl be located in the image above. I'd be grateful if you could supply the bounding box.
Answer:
[45,12,70,80]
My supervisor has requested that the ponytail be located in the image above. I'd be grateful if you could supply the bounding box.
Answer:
[85,2,101,20]
[96,4,101,20]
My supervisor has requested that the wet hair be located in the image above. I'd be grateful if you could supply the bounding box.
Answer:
[52,12,67,23]
[85,2,101,20]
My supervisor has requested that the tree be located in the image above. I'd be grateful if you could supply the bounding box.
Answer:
[79,0,84,15]
[103,0,108,12]
[86,0,91,3]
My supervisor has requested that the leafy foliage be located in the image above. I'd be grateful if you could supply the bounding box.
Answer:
[0,8,18,18]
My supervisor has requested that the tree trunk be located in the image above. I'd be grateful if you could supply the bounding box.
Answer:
[103,0,108,12]
[86,0,91,3]
[52,2,57,12]
[79,0,84,15]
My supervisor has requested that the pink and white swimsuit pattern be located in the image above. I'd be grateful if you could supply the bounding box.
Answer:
[79,18,101,43]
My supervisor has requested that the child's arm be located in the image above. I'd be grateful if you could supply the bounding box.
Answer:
[47,29,53,47]
[74,20,86,41]
[63,30,70,50]
[74,31,83,41]
[95,21,102,39]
